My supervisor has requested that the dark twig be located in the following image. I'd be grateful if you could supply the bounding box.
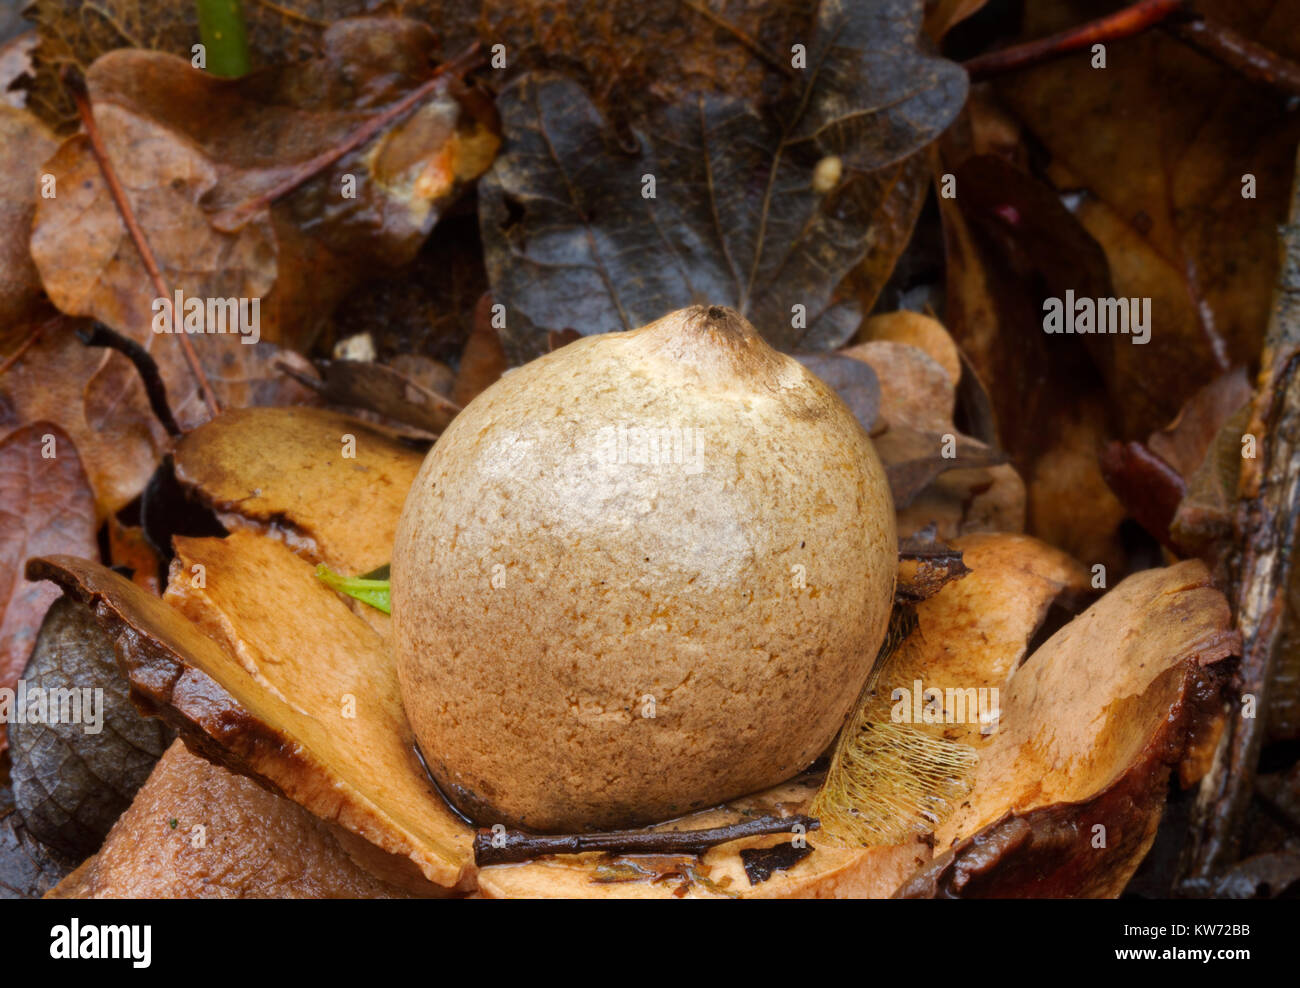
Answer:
[1164,17,1300,97]
[77,322,182,438]
[963,0,1187,80]
[208,42,486,231]
[65,68,221,420]
[473,814,819,867]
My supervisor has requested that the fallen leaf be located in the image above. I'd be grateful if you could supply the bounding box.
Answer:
[172,406,424,573]
[901,559,1237,897]
[994,0,1300,435]
[0,318,165,518]
[281,358,460,437]
[30,539,476,891]
[49,740,424,898]
[844,340,954,433]
[450,295,508,407]
[858,309,962,384]
[0,423,97,730]
[481,2,964,360]
[0,107,57,341]
[0,809,73,899]
[0,31,36,110]
[29,18,499,427]
[792,353,881,432]
[8,595,173,859]
[106,518,160,594]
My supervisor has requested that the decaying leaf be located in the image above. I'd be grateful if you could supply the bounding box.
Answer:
[995,0,1300,436]
[172,406,424,573]
[450,295,508,407]
[8,595,173,859]
[29,18,499,427]
[844,340,954,433]
[857,309,962,385]
[0,423,97,730]
[29,539,476,891]
[901,560,1237,897]
[480,1,964,360]
[0,106,56,338]
[281,358,461,437]
[0,808,73,899]
[0,319,165,518]
[48,740,423,899]
[793,353,881,433]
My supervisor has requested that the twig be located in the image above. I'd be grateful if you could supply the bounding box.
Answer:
[208,42,486,231]
[77,322,182,438]
[963,0,1186,80]
[66,69,221,420]
[1164,17,1300,97]
[473,814,820,867]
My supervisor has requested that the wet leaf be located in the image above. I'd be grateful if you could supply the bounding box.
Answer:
[0,318,165,518]
[792,353,881,432]
[282,358,460,437]
[450,295,508,408]
[993,0,1300,435]
[50,740,423,898]
[8,594,173,859]
[0,423,97,734]
[29,18,499,428]
[0,106,57,340]
[0,808,73,899]
[172,406,424,573]
[481,1,965,361]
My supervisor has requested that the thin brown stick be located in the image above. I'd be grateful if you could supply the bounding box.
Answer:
[1164,17,1300,96]
[0,320,48,376]
[66,70,221,420]
[474,814,820,867]
[208,42,485,231]
[963,0,1186,80]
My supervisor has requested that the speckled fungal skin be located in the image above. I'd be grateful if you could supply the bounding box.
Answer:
[391,305,897,832]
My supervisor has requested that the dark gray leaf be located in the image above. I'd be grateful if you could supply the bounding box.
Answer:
[8,595,172,860]
[875,426,1006,508]
[790,0,969,172]
[280,358,462,436]
[480,2,965,362]
[0,810,74,898]
[794,352,881,431]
